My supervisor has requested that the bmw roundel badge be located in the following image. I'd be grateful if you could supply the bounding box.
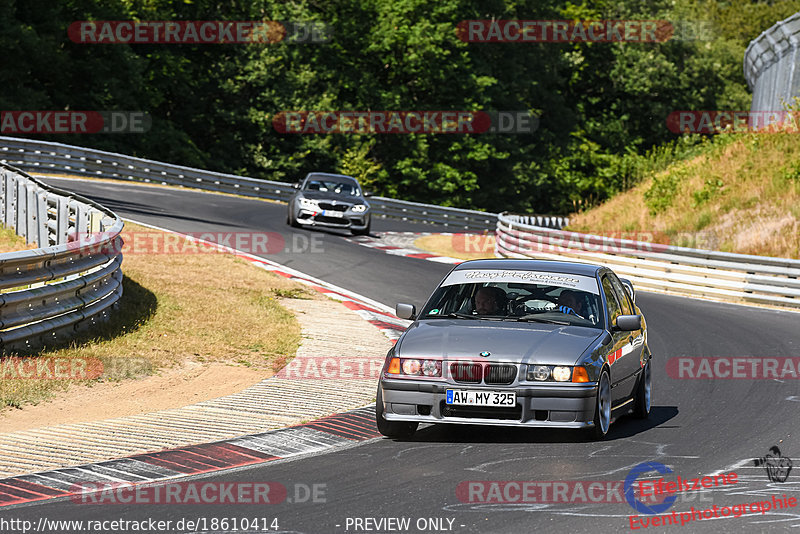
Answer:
[479,351,491,358]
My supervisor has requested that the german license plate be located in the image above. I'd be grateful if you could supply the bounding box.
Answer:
[446,389,516,407]
[321,210,344,218]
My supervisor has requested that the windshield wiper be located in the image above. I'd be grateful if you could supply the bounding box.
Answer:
[514,315,571,325]
[438,312,507,320]
[440,312,480,320]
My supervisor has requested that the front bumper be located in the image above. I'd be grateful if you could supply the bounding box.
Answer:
[296,209,369,229]
[379,379,598,428]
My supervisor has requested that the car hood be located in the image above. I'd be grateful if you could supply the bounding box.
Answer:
[298,191,365,203]
[396,320,604,366]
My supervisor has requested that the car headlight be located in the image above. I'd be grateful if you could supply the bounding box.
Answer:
[385,358,442,378]
[351,204,367,212]
[526,364,584,382]
[529,365,551,381]
[552,366,571,382]
[299,198,319,209]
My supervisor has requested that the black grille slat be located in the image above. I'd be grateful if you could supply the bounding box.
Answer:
[450,363,482,384]
[484,364,516,385]
[319,202,349,212]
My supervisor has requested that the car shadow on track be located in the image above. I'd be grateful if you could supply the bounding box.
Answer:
[386,406,679,444]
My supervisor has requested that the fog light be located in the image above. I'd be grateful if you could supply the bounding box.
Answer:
[553,366,571,382]
[528,365,551,381]
[402,359,421,375]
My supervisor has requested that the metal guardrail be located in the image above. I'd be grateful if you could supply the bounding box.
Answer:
[744,12,800,119]
[495,213,800,309]
[0,136,570,232]
[0,163,123,351]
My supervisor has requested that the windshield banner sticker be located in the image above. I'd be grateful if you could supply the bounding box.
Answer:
[442,269,600,294]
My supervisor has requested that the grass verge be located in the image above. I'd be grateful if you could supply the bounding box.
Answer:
[0,225,34,253]
[567,130,800,258]
[0,221,310,410]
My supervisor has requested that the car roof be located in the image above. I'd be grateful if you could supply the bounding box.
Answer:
[452,258,604,277]
[304,172,358,183]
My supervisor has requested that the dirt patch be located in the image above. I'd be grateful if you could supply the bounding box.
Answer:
[0,360,270,433]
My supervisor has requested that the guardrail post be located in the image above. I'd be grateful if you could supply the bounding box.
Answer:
[15,179,26,239]
[36,191,48,247]
[0,170,5,223]
[89,210,102,233]
[26,184,38,245]
[56,197,69,245]
[4,172,14,228]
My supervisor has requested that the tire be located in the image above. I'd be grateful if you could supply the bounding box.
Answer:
[589,370,611,439]
[351,221,371,236]
[375,386,418,439]
[287,205,300,228]
[633,360,652,419]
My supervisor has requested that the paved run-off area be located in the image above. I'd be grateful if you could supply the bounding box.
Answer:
[0,298,393,478]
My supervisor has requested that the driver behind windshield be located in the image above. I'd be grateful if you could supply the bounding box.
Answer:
[558,289,587,318]
[474,286,507,315]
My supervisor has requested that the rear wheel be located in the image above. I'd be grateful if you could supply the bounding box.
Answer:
[375,386,418,439]
[633,360,651,419]
[589,370,611,439]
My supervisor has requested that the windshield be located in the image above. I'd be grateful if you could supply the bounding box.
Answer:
[419,275,603,328]
[303,177,361,196]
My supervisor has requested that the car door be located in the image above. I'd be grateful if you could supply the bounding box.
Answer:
[607,273,645,397]
[600,274,635,403]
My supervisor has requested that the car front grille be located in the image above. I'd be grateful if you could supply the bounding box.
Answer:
[449,363,517,385]
[318,202,349,212]
[484,364,517,385]
[450,363,482,384]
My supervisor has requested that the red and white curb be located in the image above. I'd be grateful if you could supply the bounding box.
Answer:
[0,407,379,508]
[0,220,409,508]
[347,232,462,265]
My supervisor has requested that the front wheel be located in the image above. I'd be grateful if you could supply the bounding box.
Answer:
[633,360,651,419]
[589,370,611,440]
[351,221,371,236]
[375,386,418,439]
[287,205,300,228]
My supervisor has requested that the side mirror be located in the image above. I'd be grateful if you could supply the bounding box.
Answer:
[363,190,374,197]
[396,303,416,320]
[292,182,301,189]
[614,315,641,332]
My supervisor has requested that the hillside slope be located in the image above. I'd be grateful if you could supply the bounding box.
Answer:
[566,132,800,259]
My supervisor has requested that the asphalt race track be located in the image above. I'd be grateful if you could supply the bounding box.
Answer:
[3,176,800,533]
